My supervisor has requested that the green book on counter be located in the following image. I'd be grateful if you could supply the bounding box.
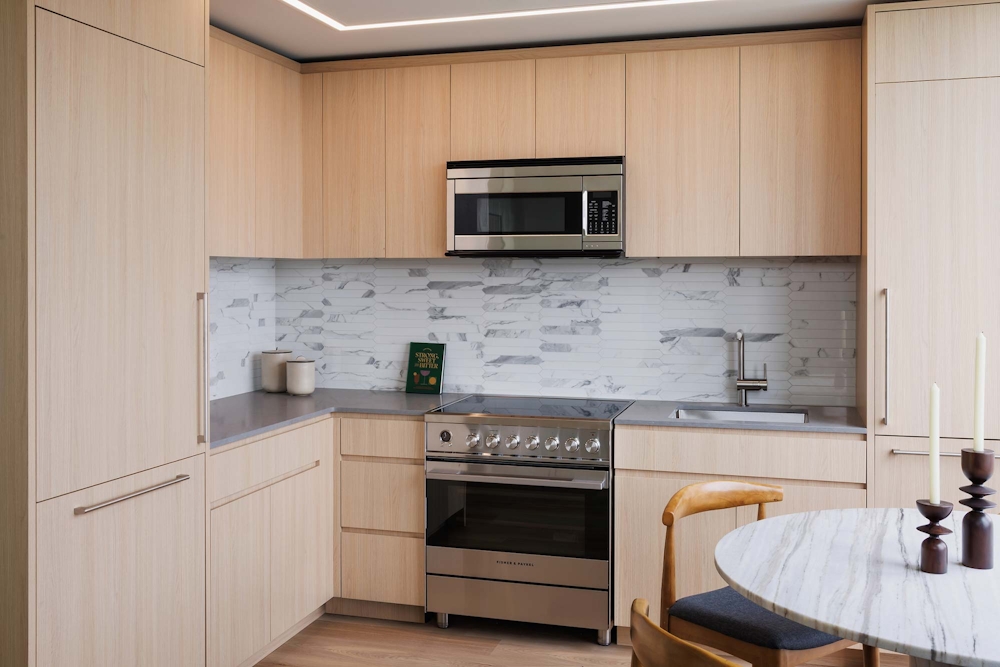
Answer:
[406,342,445,394]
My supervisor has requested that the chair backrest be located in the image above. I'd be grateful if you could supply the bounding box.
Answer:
[630,598,740,667]
[659,481,783,623]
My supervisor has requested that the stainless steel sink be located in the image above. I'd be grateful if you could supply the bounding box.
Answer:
[672,407,808,424]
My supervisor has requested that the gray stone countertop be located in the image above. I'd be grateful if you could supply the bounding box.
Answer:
[210,389,468,448]
[614,401,866,434]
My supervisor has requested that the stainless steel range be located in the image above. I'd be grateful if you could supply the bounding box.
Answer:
[424,395,631,646]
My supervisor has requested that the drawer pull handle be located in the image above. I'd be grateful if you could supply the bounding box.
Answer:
[198,291,209,445]
[890,449,1000,459]
[74,474,190,515]
[883,288,890,426]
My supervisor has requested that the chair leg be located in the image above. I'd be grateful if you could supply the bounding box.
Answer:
[862,645,880,667]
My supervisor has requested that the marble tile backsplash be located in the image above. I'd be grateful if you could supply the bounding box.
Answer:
[209,256,857,406]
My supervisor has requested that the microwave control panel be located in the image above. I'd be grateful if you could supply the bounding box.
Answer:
[586,191,619,236]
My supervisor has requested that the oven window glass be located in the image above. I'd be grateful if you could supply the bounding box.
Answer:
[454,192,583,235]
[426,476,609,560]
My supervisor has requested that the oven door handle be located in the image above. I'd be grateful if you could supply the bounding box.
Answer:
[425,469,607,491]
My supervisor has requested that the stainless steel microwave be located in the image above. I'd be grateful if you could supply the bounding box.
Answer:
[446,157,624,258]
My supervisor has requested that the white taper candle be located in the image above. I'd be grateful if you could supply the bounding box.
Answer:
[929,382,941,505]
[974,333,986,453]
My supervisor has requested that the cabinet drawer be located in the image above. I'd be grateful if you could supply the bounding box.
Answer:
[342,532,425,606]
[341,416,424,460]
[615,426,866,484]
[341,460,424,533]
[37,456,205,667]
[876,4,1000,83]
[210,419,332,502]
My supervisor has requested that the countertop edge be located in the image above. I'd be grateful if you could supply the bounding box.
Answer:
[612,417,868,435]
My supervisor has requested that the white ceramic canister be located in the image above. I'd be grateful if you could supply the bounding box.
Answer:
[261,349,292,392]
[286,356,316,396]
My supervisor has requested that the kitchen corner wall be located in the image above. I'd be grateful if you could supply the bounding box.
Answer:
[209,256,857,406]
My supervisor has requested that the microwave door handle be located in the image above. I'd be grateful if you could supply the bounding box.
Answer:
[425,470,607,491]
[582,190,589,236]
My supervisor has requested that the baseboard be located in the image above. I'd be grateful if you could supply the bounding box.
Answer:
[615,626,632,646]
[237,606,325,667]
[325,597,427,624]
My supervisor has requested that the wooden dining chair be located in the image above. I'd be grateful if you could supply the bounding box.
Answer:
[631,598,741,667]
[659,481,880,667]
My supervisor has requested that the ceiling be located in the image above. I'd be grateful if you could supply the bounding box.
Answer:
[210,0,876,63]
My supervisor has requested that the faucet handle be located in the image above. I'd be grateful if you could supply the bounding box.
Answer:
[735,329,744,341]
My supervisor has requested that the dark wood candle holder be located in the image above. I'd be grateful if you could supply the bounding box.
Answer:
[917,499,954,574]
[960,448,995,570]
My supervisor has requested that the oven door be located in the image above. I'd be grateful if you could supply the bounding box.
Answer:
[448,176,585,253]
[425,460,610,589]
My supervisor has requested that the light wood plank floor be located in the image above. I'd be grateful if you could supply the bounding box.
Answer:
[258,614,909,667]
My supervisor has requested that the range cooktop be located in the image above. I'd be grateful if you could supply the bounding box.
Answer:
[431,395,632,421]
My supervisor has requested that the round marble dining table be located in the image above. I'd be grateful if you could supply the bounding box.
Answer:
[715,508,1000,667]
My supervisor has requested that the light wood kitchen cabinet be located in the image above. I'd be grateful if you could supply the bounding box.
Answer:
[625,48,740,257]
[208,36,256,257]
[875,3,1000,83]
[535,54,626,158]
[323,69,387,258]
[385,65,451,258]
[35,11,206,501]
[873,435,1000,510]
[341,460,425,533]
[270,464,334,638]
[36,456,206,667]
[210,487,271,667]
[614,425,868,630]
[342,532,426,607]
[256,57,304,258]
[451,60,536,160]
[36,0,205,65]
[874,77,1000,439]
[302,73,325,258]
[739,39,861,256]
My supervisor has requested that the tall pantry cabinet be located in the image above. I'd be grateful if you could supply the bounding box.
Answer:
[2,2,208,666]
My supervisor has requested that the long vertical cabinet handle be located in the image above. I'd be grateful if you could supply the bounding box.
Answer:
[198,292,209,444]
[883,288,890,426]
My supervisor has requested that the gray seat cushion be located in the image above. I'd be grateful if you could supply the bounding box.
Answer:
[668,586,843,651]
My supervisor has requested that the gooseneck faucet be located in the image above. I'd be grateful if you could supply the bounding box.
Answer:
[735,330,768,407]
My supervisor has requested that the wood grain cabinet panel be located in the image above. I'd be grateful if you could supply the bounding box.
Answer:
[342,533,425,606]
[341,461,424,534]
[874,78,1000,439]
[340,416,424,460]
[302,72,325,258]
[625,48,739,257]
[876,3,1000,83]
[739,40,861,257]
[37,0,205,65]
[451,60,536,160]
[210,487,270,667]
[385,65,450,258]
[208,36,256,257]
[322,69,387,258]
[37,457,206,667]
[256,57,304,258]
[535,54,625,158]
[35,12,205,501]
[270,464,334,638]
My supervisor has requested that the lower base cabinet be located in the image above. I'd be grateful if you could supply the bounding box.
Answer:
[36,455,206,667]
[342,532,425,606]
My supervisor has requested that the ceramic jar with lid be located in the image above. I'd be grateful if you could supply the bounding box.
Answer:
[261,350,292,392]
[286,356,316,396]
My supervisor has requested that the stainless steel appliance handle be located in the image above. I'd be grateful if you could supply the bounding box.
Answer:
[425,462,608,491]
[426,471,606,490]
[198,292,209,444]
[891,449,999,459]
[582,190,589,236]
[883,288,889,426]
[74,474,190,515]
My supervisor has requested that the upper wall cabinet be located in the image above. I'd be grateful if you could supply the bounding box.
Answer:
[535,55,626,158]
[323,69,387,259]
[739,40,861,257]
[876,3,1000,83]
[625,48,740,257]
[256,59,304,259]
[385,65,451,258]
[208,37,256,258]
[37,0,205,65]
[451,60,536,160]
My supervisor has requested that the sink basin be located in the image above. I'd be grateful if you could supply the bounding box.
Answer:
[672,407,808,424]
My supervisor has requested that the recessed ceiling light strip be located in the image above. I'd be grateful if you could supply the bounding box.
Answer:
[279,0,720,32]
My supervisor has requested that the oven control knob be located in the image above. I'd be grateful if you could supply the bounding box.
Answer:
[465,433,481,448]
[524,435,541,450]
[585,438,602,454]
[504,435,520,450]
[565,437,581,453]
[440,430,452,443]
[485,433,501,449]
[544,436,560,452]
